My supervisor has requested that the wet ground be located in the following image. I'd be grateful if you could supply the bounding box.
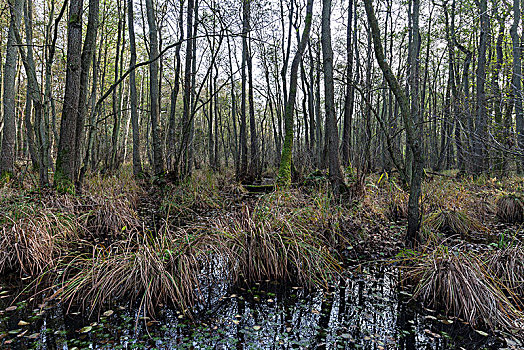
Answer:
[0,263,515,349]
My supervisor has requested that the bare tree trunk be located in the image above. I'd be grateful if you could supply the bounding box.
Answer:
[128,0,143,176]
[364,0,424,247]
[321,0,346,196]
[247,0,259,180]
[0,0,23,179]
[239,0,249,180]
[167,0,184,171]
[342,0,354,166]
[55,0,83,191]
[111,0,124,169]
[145,0,164,175]
[277,0,314,186]
[474,0,488,173]
[511,0,524,171]
[178,0,194,178]
[75,0,100,189]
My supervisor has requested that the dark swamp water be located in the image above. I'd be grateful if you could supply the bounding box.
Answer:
[0,262,514,350]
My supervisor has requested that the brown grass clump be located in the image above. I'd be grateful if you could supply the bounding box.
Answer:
[486,244,524,296]
[0,198,78,275]
[385,191,408,222]
[210,190,343,288]
[82,171,145,238]
[496,194,523,224]
[50,228,218,317]
[401,245,524,332]
[424,209,485,236]
[162,171,232,222]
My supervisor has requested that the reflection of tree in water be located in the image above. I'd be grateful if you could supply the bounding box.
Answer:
[315,286,334,349]
[236,296,245,350]
[3,264,488,349]
[396,294,416,350]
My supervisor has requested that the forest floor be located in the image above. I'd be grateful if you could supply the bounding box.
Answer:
[0,167,523,348]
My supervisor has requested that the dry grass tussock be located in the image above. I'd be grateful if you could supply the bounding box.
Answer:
[485,244,524,296]
[0,194,79,275]
[496,194,523,224]
[400,245,524,333]
[46,186,345,316]
[0,170,146,275]
[162,171,243,221]
[81,170,145,237]
[424,209,485,236]
[209,189,344,288]
[50,227,221,317]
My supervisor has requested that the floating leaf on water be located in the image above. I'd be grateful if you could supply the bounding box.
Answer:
[17,330,27,338]
[232,320,240,325]
[103,310,114,317]
[18,320,29,326]
[311,309,320,315]
[424,315,437,321]
[79,326,92,333]
[177,315,184,319]
[230,294,237,298]
[27,333,40,339]
[253,325,261,331]
[286,327,292,332]
[5,306,17,312]
[475,330,489,337]
[363,336,371,341]
[234,314,242,318]
[8,329,22,335]
[267,299,274,303]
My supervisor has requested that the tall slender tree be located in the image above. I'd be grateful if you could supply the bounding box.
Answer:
[277,0,314,186]
[321,0,346,196]
[128,0,143,176]
[145,0,164,175]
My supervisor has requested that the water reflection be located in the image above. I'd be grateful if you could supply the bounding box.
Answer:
[0,264,497,349]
